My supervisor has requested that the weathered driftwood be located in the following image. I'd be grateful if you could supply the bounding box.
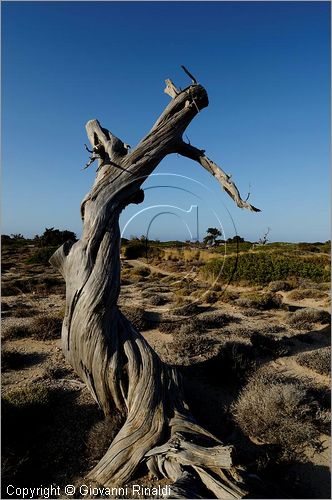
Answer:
[50,71,259,498]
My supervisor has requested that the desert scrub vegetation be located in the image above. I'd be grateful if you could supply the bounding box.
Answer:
[26,246,59,265]
[3,314,62,341]
[218,290,240,303]
[268,280,293,292]
[231,369,326,462]
[215,341,256,385]
[145,293,168,306]
[296,347,331,376]
[287,288,328,301]
[30,315,63,340]
[122,265,150,283]
[201,252,330,285]
[197,310,238,329]
[141,283,170,293]
[2,384,52,418]
[171,332,219,363]
[2,383,107,495]
[236,292,282,310]
[287,308,331,329]
[2,276,64,297]
[2,278,37,296]
[119,306,152,331]
[250,332,290,358]
[158,318,182,334]
[1,349,29,371]
[44,364,72,380]
[202,290,219,304]
[122,241,146,259]
[178,318,204,336]
[85,412,125,464]
[2,302,38,318]
[172,300,203,316]
[130,265,151,277]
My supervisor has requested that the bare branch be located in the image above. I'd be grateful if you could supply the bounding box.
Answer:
[82,154,100,171]
[177,142,261,212]
[181,65,198,84]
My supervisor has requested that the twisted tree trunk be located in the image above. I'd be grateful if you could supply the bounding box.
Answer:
[50,72,259,498]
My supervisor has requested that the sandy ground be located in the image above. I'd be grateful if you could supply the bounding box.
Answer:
[1,249,331,498]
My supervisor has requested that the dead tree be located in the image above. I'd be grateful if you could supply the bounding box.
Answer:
[258,227,271,246]
[50,69,260,498]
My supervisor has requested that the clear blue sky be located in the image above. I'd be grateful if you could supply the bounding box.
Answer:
[2,1,330,242]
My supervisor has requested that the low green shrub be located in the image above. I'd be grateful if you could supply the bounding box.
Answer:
[26,246,58,265]
[3,325,29,340]
[297,243,324,253]
[11,304,38,318]
[250,332,290,358]
[123,242,146,259]
[201,253,330,285]
[44,365,72,379]
[86,412,124,462]
[179,318,204,336]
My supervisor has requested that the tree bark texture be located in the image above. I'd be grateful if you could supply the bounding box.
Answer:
[50,76,259,498]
